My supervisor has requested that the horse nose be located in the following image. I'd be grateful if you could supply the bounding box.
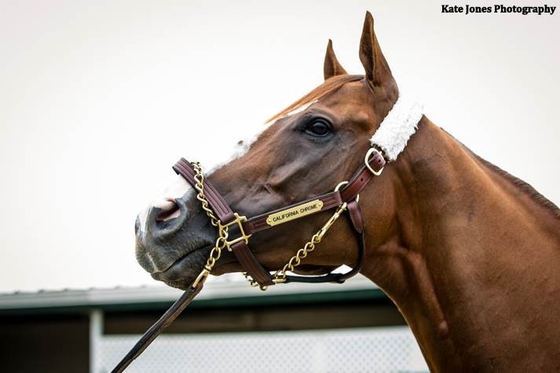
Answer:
[136,174,195,239]
[153,198,182,222]
[136,198,188,241]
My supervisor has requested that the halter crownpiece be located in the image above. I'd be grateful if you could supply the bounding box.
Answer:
[370,95,424,161]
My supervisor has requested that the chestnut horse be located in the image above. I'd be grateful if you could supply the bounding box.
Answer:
[135,12,560,372]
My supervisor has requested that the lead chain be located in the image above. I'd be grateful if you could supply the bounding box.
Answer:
[191,161,352,290]
[192,162,221,227]
[273,202,348,283]
[190,162,228,288]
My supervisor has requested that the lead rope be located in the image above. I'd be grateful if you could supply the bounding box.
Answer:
[112,163,230,373]
[112,162,359,371]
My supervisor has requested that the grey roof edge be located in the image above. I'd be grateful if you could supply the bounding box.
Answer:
[0,275,379,311]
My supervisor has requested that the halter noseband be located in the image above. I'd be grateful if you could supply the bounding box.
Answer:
[172,147,386,289]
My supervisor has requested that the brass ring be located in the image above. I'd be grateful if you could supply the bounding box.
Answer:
[334,181,359,203]
[334,181,349,192]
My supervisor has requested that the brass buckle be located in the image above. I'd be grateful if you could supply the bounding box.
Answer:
[364,147,385,176]
[220,213,252,249]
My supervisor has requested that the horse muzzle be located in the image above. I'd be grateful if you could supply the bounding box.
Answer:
[134,189,216,289]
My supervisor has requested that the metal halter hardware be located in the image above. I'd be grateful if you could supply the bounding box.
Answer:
[112,146,387,372]
[172,146,387,290]
[190,162,357,290]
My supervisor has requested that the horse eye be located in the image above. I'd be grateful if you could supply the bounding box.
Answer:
[304,119,332,137]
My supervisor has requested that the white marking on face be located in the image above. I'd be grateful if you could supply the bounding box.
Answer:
[205,130,263,176]
[137,99,320,238]
[137,174,194,237]
[207,100,320,175]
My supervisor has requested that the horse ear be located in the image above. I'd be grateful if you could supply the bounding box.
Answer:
[359,11,393,87]
[324,39,348,80]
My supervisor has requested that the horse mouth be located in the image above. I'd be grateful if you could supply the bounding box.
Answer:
[148,245,213,290]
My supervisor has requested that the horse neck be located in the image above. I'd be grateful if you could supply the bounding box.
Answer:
[361,117,560,371]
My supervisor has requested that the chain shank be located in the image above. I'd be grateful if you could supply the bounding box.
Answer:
[274,202,348,282]
[190,162,229,288]
[189,162,356,289]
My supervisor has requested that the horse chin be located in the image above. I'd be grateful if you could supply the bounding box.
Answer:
[150,246,212,290]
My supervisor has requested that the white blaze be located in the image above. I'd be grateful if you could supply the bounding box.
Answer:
[137,174,194,237]
[206,100,319,175]
[137,99,319,237]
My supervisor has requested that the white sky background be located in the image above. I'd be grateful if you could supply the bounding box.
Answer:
[1,0,558,292]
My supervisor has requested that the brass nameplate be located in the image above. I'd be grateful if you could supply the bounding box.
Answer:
[266,200,324,227]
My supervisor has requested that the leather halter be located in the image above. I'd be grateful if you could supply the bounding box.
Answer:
[172,147,386,288]
[114,94,422,371]
[112,150,386,373]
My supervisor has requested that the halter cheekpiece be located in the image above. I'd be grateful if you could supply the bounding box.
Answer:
[172,94,424,290]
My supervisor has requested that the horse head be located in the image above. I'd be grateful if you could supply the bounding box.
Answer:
[135,12,400,290]
[130,11,560,372]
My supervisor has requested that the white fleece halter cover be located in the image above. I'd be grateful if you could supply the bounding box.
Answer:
[370,95,424,162]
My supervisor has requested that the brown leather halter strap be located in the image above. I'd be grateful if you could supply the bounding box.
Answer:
[172,148,386,287]
[112,149,386,372]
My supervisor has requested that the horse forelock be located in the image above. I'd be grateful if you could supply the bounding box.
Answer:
[265,74,364,125]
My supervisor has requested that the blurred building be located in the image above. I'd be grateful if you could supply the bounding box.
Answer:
[0,276,428,372]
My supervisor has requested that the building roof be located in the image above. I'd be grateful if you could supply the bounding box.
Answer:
[0,275,385,315]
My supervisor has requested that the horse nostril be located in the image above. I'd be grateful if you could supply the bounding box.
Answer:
[156,205,181,222]
[155,200,181,222]
[136,184,195,240]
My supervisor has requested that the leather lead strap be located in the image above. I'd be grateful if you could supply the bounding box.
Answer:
[114,152,384,371]
[111,282,204,373]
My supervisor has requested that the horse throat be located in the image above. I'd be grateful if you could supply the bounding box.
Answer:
[361,116,560,371]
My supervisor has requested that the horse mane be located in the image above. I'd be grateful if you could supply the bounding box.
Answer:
[476,155,560,219]
[448,130,560,220]
[266,74,364,124]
